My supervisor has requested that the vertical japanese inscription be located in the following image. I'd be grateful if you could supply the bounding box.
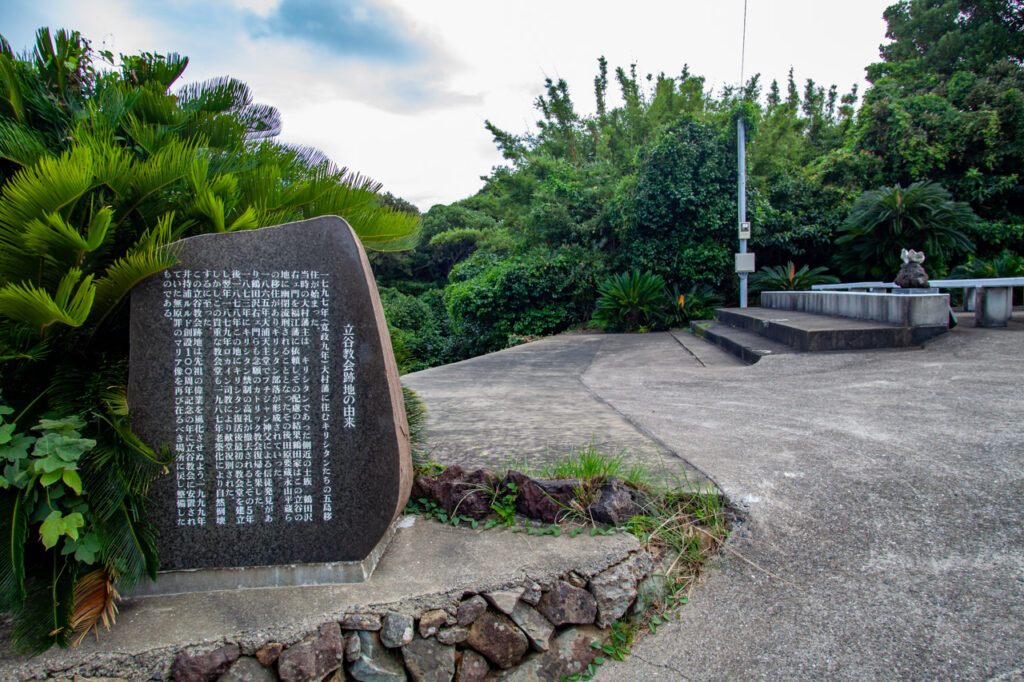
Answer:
[163,268,353,528]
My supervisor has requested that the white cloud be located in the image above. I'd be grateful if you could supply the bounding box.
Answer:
[3,0,896,209]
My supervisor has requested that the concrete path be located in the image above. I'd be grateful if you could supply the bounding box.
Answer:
[403,323,1024,680]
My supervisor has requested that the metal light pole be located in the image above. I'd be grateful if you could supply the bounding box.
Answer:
[735,0,754,308]
[738,117,748,308]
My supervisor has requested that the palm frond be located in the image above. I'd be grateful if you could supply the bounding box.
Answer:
[133,85,184,128]
[0,490,28,607]
[226,205,259,232]
[192,188,226,232]
[70,568,119,646]
[94,496,159,589]
[0,335,50,363]
[176,75,252,113]
[176,111,245,150]
[0,120,48,166]
[21,207,113,267]
[0,53,27,123]
[122,52,189,91]
[121,113,165,156]
[90,216,180,325]
[0,147,94,240]
[72,124,134,196]
[94,410,173,495]
[346,207,422,252]
[9,552,77,653]
[0,269,96,338]
[237,103,282,140]
[79,84,140,137]
[119,137,198,218]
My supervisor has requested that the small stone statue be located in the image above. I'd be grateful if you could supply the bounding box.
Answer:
[895,248,930,288]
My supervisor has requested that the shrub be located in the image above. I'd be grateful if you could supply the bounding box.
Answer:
[835,181,976,279]
[749,262,840,293]
[949,249,1024,279]
[665,283,724,326]
[380,287,454,372]
[443,247,597,356]
[592,271,668,332]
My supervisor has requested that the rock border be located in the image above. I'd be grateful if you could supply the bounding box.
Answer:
[47,549,654,682]
[413,466,645,527]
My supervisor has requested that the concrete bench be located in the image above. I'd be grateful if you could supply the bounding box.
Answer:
[812,278,1024,327]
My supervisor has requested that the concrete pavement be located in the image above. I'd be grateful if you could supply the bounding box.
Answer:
[403,323,1024,680]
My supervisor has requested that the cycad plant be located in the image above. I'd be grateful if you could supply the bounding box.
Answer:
[592,270,668,332]
[835,181,976,280]
[664,283,724,326]
[949,249,1024,279]
[0,28,419,653]
[748,262,840,294]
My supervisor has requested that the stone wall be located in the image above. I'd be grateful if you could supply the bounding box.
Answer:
[50,550,653,682]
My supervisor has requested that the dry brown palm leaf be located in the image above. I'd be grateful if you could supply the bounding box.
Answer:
[70,568,121,646]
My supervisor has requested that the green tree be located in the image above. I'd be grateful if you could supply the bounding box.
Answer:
[855,0,1024,226]
[443,247,597,356]
[616,117,737,290]
[835,181,977,279]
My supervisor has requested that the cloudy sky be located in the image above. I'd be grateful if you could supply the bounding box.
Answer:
[2,0,896,210]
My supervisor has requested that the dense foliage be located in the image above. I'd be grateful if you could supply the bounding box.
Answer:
[377,0,1022,365]
[0,28,418,652]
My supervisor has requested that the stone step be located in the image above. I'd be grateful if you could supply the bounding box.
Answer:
[690,320,796,364]
[714,307,914,352]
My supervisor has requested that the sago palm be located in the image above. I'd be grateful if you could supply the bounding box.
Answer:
[835,181,976,280]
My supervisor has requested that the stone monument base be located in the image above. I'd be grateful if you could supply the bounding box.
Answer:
[129,518,401,598]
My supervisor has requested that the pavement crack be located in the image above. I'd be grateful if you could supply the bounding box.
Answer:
[631,651,694,680]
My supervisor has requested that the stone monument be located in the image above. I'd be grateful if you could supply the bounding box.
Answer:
[895,248,930,289]
[128,216,411,593]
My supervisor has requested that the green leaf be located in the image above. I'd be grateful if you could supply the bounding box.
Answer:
[62,512,83,540]
[33,415,86,433]
[3,463,28,489]
[39,510,64,549]
[39,470,62,487]
[0,422,16,444]
[0,433,33,461]
[32,430,95,463]
[72,532,101,563]
[61,469,82,495]
[33,455,66,474]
